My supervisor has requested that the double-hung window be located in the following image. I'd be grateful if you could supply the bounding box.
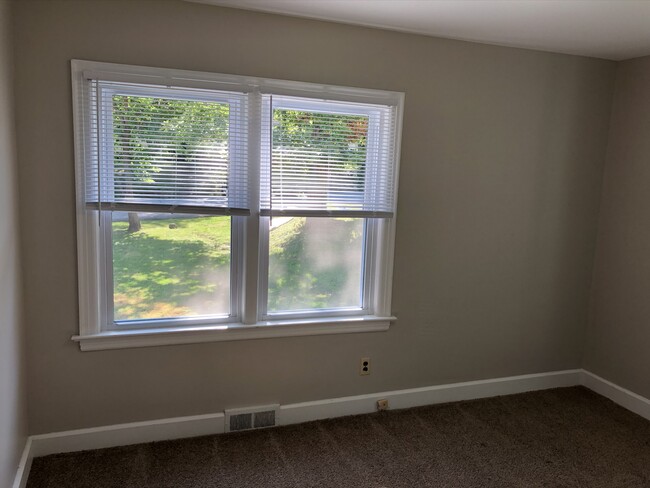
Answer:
[71,61,403,351]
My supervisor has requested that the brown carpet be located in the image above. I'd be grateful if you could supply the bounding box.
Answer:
[27,386,650,487]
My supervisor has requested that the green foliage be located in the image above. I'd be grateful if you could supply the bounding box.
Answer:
[112,215,363,320]
[112,95,229,185]
[273,109,369,187]
[112,216,231,319]
[110,98,370,193]
[273,110,368,150]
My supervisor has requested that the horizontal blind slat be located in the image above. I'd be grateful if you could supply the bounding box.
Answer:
[86,202,250,216]
[260,95,397,217]
[84,79,249,213]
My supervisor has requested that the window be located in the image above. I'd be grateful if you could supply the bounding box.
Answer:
[71,61,403,350]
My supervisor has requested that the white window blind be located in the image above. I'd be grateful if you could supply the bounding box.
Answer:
[260,95,398,218]
[83,78,250,215]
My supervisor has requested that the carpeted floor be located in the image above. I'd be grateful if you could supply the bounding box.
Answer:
[27,386,650,487]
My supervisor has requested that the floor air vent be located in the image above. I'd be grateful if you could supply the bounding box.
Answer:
[225,404,279,433]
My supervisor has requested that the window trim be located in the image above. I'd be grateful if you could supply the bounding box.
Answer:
[71,315,394,352]
[71,60,403,350]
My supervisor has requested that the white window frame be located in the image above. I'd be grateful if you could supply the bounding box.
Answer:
[94,83,246,332]
[71,60,403,351]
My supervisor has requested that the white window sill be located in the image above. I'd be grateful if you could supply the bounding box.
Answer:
[72,315,395,351]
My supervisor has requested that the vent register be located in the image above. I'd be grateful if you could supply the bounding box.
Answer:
[225,404,280,432]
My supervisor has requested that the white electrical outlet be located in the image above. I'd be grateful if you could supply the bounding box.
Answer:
[360,357,371,375]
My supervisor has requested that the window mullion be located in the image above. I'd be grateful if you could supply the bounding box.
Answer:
[242,91,262,324]
[96,85,114,332]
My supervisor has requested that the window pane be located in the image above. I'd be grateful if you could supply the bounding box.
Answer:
[109,93,234,208]
[268,217,364,313]
[269,107,369,212]
[112,212,231,321]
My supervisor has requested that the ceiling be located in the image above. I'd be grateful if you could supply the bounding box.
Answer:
[188,0,650,61]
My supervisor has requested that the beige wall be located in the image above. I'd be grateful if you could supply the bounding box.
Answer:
[584,56,650,399]
[0,0,27,484]
[12,0,616,434]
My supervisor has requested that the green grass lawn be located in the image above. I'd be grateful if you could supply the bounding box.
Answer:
[112,215,231,320]
[112,215,363,321]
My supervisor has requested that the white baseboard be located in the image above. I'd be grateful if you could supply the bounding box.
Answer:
[13,368,650,487]
[280,369,582,425]
[580,370,650,422]
[12,438,33,488]
[29,412,225,458]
